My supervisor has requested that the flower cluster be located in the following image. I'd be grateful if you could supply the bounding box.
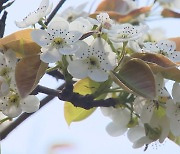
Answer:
[1,0,179,150]
[0,49,40,118]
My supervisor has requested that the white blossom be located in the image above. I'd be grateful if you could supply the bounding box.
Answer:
[68,38,117,82]
[166,82,180,136]
[109,24,148,42]
[15,0,53,28]
[31,17,83,63]
[143,40,180,62]
[59,2,88,22]
[101,107,131,137]
[128,115,169,148]
[0,92,40,118]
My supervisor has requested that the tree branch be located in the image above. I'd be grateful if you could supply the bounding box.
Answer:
[46,69,64,80]
[0,11,7,38]
[0,83,65,141]
[58,82,117,109]
[43,0,67,28]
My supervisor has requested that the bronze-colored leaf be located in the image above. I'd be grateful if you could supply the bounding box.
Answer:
[0,29,40,57]
[131,52,177,67]
[113,58,156,99]
[148,63,180,82]
[161,9,180,18]
[15,55,48,98]
[90,7,151,23]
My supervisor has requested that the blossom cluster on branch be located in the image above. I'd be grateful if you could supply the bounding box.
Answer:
[0,0,180,150]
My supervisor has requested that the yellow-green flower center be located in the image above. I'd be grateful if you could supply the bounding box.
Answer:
[52,37,64,46]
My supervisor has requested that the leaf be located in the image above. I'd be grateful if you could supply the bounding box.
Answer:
[161,9,180,18]
[131,53,180,82]
[64,78,101,125]
[113,58,156,99]
[131,52,177,67]
[148,63,180,82]
[90,7,151,23]
[0,29,40,57]
[15,55,48,98]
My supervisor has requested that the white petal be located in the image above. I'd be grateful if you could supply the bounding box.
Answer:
[15,21,28,28]
[40,47,62,63]
[46,3,53,16]
[0,52,6,69]
[172,82,180,102]
[140,102,155,123]
[59,44,79,55]
[75,41,89,59]
[24,12,40,26]
[143,42,159,53]
[170,119,180,136]
[69,17,93,33]
[68,60,88,79]
[100,107,114,117]
[0,78,9,97]
[4,49,17,69]
[88,68,108,82]
[168,51,180,62]
[47,20,69,37]
[159,116,170,143]
[0,99,8,111]
[133,136,153,148]
[106,122,127,137]
[65,31,82,44]
[166,99,177,118]
[31,29,50,47]
[127,125,145,143]
[3,104,22,118]
[20,95,40,113]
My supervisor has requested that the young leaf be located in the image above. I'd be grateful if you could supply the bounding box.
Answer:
[131,52,177,67]
[64,78,100,125]
[15,55,48,98]
[90,7,151,23]
[131,53,180,82]
[161,9,180,18]
[113,58,156,99]
[0,29,40,57]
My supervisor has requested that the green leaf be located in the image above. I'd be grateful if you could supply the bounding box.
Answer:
[15,55,48,98]
[64,78,100,125]
[112,58,156,99]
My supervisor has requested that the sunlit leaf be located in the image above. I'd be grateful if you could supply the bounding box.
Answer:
[90,7,151,23]
[64,78,101,125]
[161,9,180,18]
[112,58,156,99]
[0,29,40,57]
[15,55,48,98]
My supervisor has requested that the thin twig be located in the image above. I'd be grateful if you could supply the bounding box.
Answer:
[0,11,7,38]
[43,0,67,27]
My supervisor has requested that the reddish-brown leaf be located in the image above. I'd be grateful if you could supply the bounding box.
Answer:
[161,9,180,18]
[112,58,156,99]
[15,55,48,98]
